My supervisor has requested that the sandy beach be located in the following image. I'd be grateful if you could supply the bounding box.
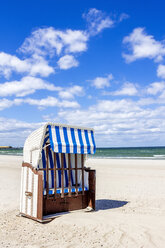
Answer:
[0,155,165,248]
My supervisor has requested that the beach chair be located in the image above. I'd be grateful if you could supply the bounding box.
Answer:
[19,123,96,222]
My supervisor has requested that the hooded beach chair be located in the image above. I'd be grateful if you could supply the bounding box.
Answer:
[19,123,96,222]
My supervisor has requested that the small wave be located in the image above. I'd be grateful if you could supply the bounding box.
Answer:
[0,152,23,156]
[91,156,165,160]
[153,155,165,158]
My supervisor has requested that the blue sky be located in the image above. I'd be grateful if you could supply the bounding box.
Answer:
[1,0,165,147]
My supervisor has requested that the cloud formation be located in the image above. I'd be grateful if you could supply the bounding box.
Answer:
[0,95,80,111]
[0,98,21,111]
[123,28,165,63]
[0,52,54,79]
[24,96,80,109]
[111,82,138,96]
[19,28,88,56]
[0,76,61,97]
[90,74,113,89]
[83,8,114,36]
[57,55,79,70]
[157,64,165,79]
[0,117,44,146]
[146,81,165,95]
[57,97,165,146]
[58,85,84,99]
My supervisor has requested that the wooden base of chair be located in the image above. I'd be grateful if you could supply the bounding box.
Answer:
[43,192,88,216]
[43,169,96,217]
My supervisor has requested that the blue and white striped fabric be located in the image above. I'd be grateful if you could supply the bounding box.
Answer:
[37,124,95,193]
[39,145,89,190]
[48,125,96,154]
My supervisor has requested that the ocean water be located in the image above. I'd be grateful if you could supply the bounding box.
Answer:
[0,147,165,159]
[92,147,165,159]
[0,148,23,156]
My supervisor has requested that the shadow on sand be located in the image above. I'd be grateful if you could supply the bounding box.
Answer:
[96,199,129,211]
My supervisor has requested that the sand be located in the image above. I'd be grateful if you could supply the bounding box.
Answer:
[0,155,165,248]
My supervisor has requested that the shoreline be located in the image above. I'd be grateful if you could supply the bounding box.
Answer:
[90,156,165,160]
[0,153,165,160]
[1,154,164,169]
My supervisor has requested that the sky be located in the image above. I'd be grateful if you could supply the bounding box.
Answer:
[1,0,165,147]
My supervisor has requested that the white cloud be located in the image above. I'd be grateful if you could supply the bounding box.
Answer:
[0,98,23,111]
[118,13,129,22]
[58,85,84,99]
[137,97,156,106]
[28,55,55,77]
[58,100,160,126]
[157,64,165,79]
[0,52,29,78]
[137,95,165,105]
[90,74,113,89]
[58,29,88,53]
[42,113,61,123]
[159,89,165,99]
[123,28,165,63]
[111,82,138,96]
[24,96,80,109]
[19,27,88,56]
[0,76,61,97]
[146,81,165,95]
[0,95,80,111]
[0,117,44,146]
[0,52,54,79]
[0,98,16,111]
[57,55,79,70]
[0,117,40,132]
[18,27,88,73]
[83,8,114,36]
[95,99,140,112]
[57,98,165,146]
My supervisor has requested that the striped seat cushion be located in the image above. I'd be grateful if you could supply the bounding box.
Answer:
[43,186,88,195]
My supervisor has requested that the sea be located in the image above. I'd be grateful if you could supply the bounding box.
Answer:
[0,147,165,159]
